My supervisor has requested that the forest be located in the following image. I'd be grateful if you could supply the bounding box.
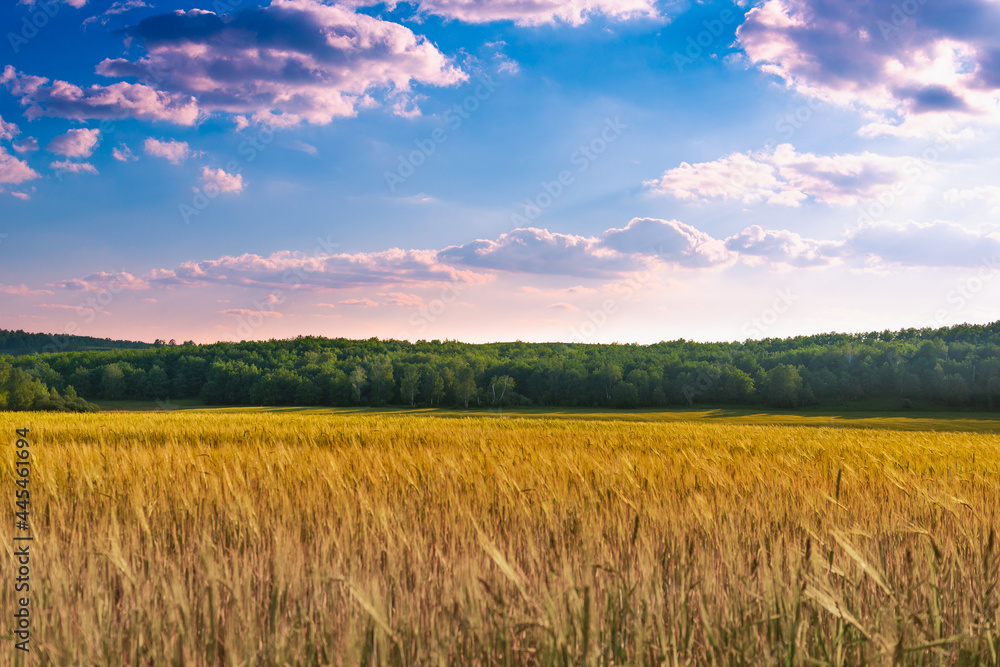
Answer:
[1,321,1000,412]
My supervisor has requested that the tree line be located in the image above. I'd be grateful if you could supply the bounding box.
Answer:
[2,321,1000,412]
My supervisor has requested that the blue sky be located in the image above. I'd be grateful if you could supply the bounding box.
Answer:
[1,0,999,344]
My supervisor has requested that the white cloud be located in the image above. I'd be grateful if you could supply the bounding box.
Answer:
[144,138,192,164]
[725,225,841,267]
[347,0,659,26]
[199,167,245,194]
[439,227,637,277]
[736,0,1000,137]
[601,217,733,268]
[47,128,100,158]
[944,186,1000,207]
[646,144,915,207]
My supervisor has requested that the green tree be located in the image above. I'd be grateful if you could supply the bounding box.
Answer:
[400,365,421,407]
[349,365,367,404]
[764,364,803,408]
[369,355,394,406]
[101,363,126,400]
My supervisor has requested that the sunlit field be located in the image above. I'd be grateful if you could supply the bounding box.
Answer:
[3,410,999,665]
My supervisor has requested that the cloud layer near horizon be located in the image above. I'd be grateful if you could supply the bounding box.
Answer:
[29,218,1000,297]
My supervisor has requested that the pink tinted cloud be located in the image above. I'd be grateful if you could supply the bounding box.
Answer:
[0,284,53,296]
[144,137,192,164]
[49,160,98,175]
[47,128,100,158]
[1,65,199,125]
[13,138,38,153]
[199,167,245,194]
[51,271,148,291]
[112,144,137,161]
[0,148,39,185]
[94,1,467,126]
[219,308,283,318]
[0,114,18,142]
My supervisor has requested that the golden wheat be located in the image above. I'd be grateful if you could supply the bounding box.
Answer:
[1,411,998,665]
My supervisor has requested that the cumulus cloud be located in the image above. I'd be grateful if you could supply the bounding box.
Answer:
[347,0,659,26]
[601,218,733,268]
[645,144,914,207]
[144,137,192,164]
[92,1,467,126]
[1,65,199,126]
[40,219,1000,303]
[47,128,100,158]
[736,0,1000,136]
[11,192,30,201]
[50,160,98,175]
[438,227,637,277]
[725,225,841,267]
[200,167,245,194]
[0,148,40,185]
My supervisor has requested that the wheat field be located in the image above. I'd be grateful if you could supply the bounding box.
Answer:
[1,410,999,665]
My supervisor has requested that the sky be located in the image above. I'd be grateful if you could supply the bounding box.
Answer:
[1,0,999,345]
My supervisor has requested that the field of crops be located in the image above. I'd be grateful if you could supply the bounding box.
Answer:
[2,410,999,665]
